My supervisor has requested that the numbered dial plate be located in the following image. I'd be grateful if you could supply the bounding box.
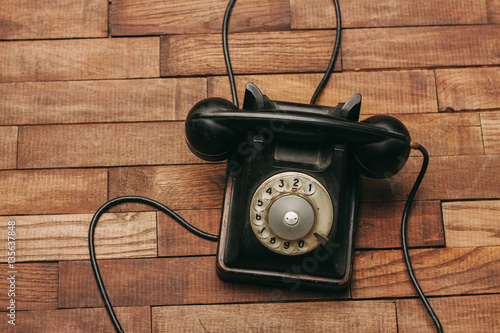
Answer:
[250,172,334,255]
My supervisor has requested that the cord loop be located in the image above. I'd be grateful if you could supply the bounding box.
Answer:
[222,0,342,107]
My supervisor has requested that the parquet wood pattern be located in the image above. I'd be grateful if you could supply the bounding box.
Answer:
[1,1,499,332]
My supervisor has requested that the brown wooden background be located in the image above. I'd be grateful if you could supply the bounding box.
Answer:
[1,0,499,332]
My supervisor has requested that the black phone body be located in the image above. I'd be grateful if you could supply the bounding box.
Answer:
[215,86,359,291]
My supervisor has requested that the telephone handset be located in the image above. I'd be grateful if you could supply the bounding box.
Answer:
[185,82,412,290]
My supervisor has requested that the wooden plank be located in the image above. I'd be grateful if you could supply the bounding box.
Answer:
[290,0,488,29]
[0,78,206,125]
[0,127,17,170]
[397,294,500,333]
[0,38,159,83]
[357,201,444,249]
[442,200,500,248]
[18,122,203,169]
[362,154,500,202]
[60,247,500,308]
[14,111,486,171]
[343,25,500,70]
[161,30,341,77]
[108,164,226,212]
[152,300,397,332]
[158,209,219,257]
[0,0,107,40]
[0,212,157,262]
[487,0,500,23]
[351,246,500,299]
[0,169,107,215]
[436,67,500,111]
[0,263,58,311]
[379,112,483,157]
[0,307,150,333]
[208,70,438,114]
[58,257,348,309]
[481,111,500,155]
[111,0,290,35]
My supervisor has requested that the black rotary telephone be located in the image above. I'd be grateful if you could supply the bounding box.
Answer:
[88,0,443,332]
[185,82,412,290]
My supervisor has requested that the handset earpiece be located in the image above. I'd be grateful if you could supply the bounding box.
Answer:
[353,115,412,179]
[184,97,239,161]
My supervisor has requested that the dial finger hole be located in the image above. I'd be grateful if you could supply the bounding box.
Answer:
[274,179,287,192]
[253,213,265,226]
[255,199,266,212]
[290,177,302,189]
[303,182,316,195]
[297,239,308,252]
[269,236,281,248]
[258,227,270,239]
[262,186,273,199]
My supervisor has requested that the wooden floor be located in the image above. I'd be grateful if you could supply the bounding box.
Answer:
[1,0,499,332]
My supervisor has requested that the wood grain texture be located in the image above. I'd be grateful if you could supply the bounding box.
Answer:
[0,169,107,215]
[397,294,500,333]
[13,99,484,171]
[111,0,290,35]
[362,154,500,202]
[152,300,397,332]
[0,263,58,311]
[158,209,220,257]
[0,0,107,40]
[108,164,226,211]
[291,0,488,29]
[161,30,341,76]
[208,70,438,114]
[356,201,443,249]
[64,105,479,171]
[343,25,500,70]
[60,246,500,308]
[0,127,17,170]
[58,257,348,309]
[436,67,500,111]
[0,212,157,262]
[384,112,483,156]
[351,246,500,299]
[442,200,500,247]
[487,0,500,23]
[0,38,160,83]
[0,307,150,333]
[18,122,202,169]
[1,0,499,330]
[0,78,206,125]
[481,111,500,154]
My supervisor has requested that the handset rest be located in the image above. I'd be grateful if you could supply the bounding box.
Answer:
[187,105,408,143]
[185,83,412,178]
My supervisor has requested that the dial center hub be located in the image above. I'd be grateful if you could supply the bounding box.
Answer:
[284,211,299,225]
[268,195,315,240]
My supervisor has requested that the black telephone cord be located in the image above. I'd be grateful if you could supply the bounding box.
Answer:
[89,146,442,333]
[402,144,443,333]
[223,0,342,107]
[88,196,218,333]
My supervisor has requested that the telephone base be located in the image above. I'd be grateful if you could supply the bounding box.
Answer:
[216,164,359,292]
